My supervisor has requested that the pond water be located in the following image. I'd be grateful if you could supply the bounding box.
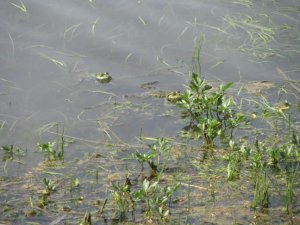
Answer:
[0,0,299,224]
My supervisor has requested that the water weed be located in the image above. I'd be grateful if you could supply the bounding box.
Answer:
[37,177,57,208]
[134,179,179,221]
[285,163,298,213]
[177,72,247,146]
[37,129,65,162]
[37,142,59,162]
[226,141,242,181]
[252,167,269,209]
[1,145,26,161]
[111,178,134,216]
[43,177,56,194]
[133,137,172,171]
[111,137,179,222]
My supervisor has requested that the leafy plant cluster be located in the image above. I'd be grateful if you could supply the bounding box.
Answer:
[111,176,179,222]
[175,58,299,212]
[1,144,26,161]
[177,72,248,146]
[37,140,64,162]
[111,138,179,222]
[133,137,172,171]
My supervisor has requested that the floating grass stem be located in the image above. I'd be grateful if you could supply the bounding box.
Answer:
[10,0,27,13]
[38,53,67,70]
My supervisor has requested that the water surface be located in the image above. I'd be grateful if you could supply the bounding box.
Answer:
[0,0,299,224]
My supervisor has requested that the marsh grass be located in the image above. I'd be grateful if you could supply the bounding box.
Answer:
[224,15,275,44]
[226,141,242,181]
[285,163,298,213]
[219,8,296,60]
[192,36,204,77]
[252,164,269,209]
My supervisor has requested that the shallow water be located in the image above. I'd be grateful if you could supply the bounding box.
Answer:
[0,0,299,224]
[1,0,299,148]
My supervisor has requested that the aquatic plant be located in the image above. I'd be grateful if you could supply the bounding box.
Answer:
[37,177,57,208]
[285,162,298,213]
[134,151,158,170]
[252,167,269,209]
[226,141,242,181]
[133,137,172,171]
[37,131,65,162]
[112,138,179,222]
[1,144,26,161]
[178,38,249,145]
[43,177,56,194]
[177,72,247,146]
[250,142,269,209]
[281,133,300,213]
[111,177,134,216]
[37,142,57,161]
[134,179,180,220]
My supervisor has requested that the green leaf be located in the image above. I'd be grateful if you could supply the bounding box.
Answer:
[135,189,144,200]
[221,82,233,92]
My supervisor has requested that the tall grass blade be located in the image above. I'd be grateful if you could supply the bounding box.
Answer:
[192,35,204,77]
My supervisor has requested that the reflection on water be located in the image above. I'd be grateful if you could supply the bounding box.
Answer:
[0,0,299,224]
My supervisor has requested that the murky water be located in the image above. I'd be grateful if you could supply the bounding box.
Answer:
[0,0,299,224]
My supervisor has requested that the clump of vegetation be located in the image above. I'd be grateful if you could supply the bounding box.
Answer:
[177,72,248,146]
[250,142,269,209]
[110,138,179,222]
[226,140,242,181]
[1,145,26,161]
[1,145,26,174]
[135,179,179,220]
[37,177,57,209]
[37,127,66,163]
[37,139,65,163]
[133,137,172,171]
[37,142,58,161]
[110,175,179,222]
[111,177,134,217]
